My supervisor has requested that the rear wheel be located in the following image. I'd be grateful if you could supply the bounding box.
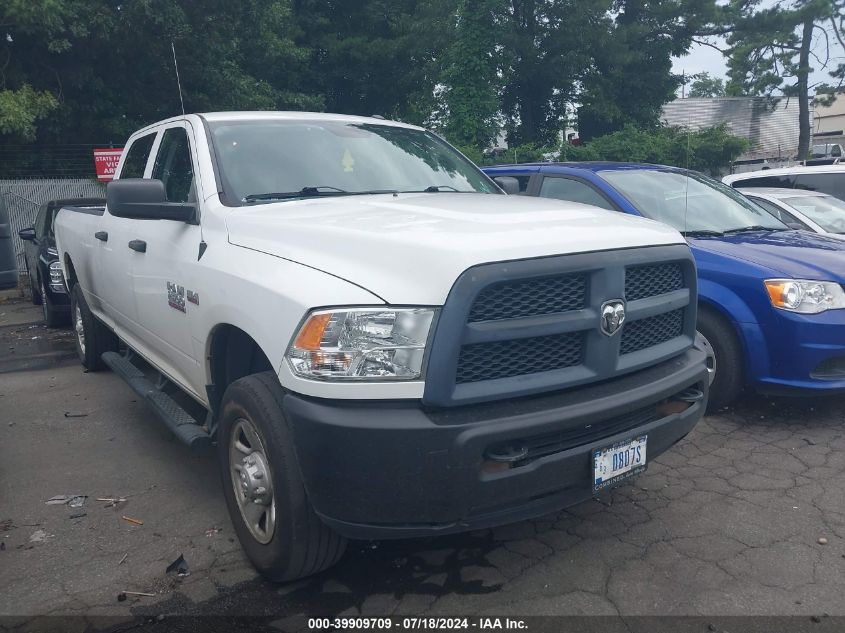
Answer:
[218,371,346,581]
[70,284,118,371]
[697,308,744,412]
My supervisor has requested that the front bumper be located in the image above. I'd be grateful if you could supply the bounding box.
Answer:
[284,347,708,540]
[750,307,845,393]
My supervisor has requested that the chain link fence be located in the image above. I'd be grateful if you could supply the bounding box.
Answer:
[1,179,106,274]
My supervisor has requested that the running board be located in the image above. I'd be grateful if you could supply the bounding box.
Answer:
[101,351,211,448]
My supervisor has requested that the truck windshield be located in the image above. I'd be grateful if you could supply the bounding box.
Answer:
[785,195,845,233]
[208,120,498,204]
[600,169,787,235]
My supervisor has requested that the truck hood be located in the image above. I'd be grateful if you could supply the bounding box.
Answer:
[226,192,685,304]
[689,230,845,282]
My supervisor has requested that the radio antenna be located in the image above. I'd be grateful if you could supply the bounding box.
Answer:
[683,113,691,236]
[171,41,186,116]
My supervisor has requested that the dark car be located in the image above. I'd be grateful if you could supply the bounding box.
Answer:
[18,198,104,326]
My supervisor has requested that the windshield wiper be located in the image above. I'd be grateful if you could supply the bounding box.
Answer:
[722,225,787,234]
[680,229,724,237]
[243,186,349,202]
[243,186,401,202]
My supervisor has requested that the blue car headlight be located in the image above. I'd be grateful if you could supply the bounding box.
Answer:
[765,279,845,314]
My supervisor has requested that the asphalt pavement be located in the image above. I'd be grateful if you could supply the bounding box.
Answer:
[1,300,844,627]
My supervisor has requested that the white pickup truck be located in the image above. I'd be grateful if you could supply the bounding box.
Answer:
[56,112,708,581]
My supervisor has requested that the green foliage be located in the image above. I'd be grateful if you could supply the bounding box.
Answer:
[453,125,748,176]
[723,0,834,156]
[584,125,749,176]
[578,0,727,141]
[439,0,502,147]
[687,72,726,98]
[0,85,58,141]
[0,0,764,162]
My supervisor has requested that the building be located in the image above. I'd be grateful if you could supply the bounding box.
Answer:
[661,96,808,170]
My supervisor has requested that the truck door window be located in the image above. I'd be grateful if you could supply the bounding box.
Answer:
[539,176,615,210]
[152,127,195,203]
[119,133,156,179]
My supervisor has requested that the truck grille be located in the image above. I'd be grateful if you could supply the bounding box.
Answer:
[424,245,697,407]
[620,309,684,355]
[468,274,587,322]
[457,332,583,383]
[625,263,683,301]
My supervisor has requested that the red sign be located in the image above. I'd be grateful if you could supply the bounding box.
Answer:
[93,148,124,181]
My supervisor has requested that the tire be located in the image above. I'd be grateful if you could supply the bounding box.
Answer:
[217,371,346,581]
[70,284,118,371]
[40,278,64,328]
[28,268,42,306]
[697,308,744,412]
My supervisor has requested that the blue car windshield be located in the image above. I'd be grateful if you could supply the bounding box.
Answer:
[600,169,787,234]
[209,120,498,204]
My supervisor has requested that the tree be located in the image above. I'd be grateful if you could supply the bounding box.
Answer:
[578,0,725,141]
[687,72,726,98]
[724,0,834,159]
[0,85,57,141]
[499,0,604,147]
[439,0,501,147]
[0,0,320,145]
[291,0,451,124]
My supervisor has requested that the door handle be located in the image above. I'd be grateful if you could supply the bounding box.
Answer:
[128,240,147,253]
[94,231,108,242]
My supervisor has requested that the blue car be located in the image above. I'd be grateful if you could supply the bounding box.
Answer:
[483,162,845,409]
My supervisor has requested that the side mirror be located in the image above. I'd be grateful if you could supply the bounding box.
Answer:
[106,178,195,222]
[494,176,521,195]
[18,227,36,241]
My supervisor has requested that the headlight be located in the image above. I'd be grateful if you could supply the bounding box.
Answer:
[764,279,845,314]
[47,246,58,256]
[49,260,65,291]
[287,308,437,380]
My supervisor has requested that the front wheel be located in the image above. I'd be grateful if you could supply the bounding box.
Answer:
[28,269,41,306]
[70,284,118,371]
[41,279,64,328]
[697,309,744,412]
[218,372,346,581]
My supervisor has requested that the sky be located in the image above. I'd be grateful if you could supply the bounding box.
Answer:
[671,7,845,96]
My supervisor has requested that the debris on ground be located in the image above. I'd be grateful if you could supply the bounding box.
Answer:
[165,553,190,578]
[205,527,221,537]
[98,497,127,508]
[1,542,5,551]
[819,537,829,545]
[29,529,50,543]
[63,412,88,418]
[0,519,14,532]
[46,494,87,507]
[119,553,128,565]
[117,591,155,601]
[69,512,87,519]
[122,516,143,526]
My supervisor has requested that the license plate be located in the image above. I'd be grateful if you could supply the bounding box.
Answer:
[593,435,647,492]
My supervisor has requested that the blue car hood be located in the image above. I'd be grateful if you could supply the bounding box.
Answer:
[689,231,845,282]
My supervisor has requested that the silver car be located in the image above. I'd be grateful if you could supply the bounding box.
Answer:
[739,187,845,239]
